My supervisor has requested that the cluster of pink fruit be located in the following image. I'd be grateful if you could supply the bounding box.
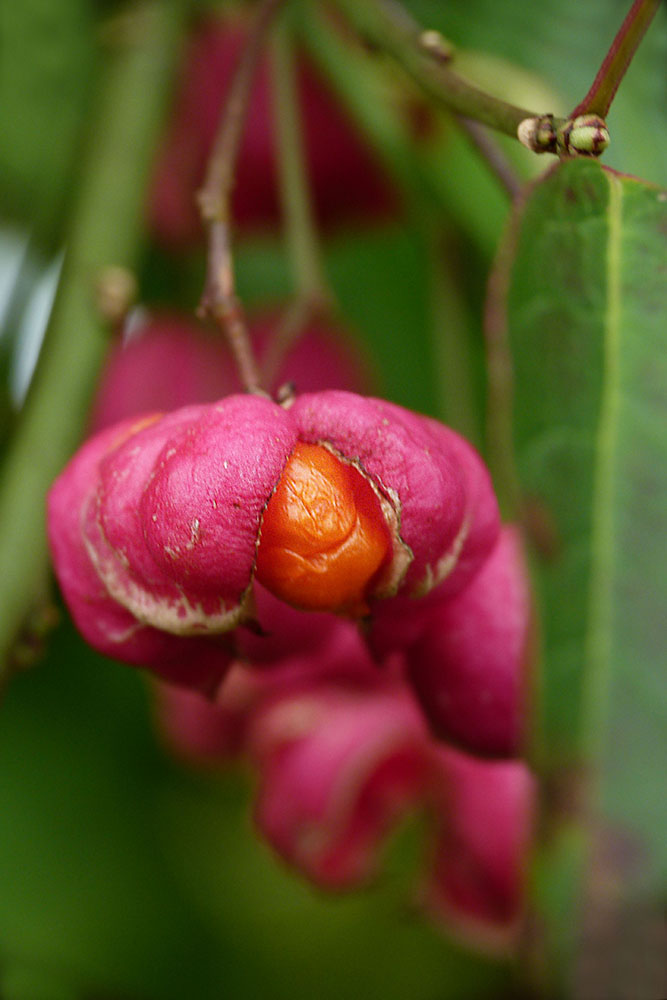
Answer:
[50,309,535,951]
[46,12,535,953]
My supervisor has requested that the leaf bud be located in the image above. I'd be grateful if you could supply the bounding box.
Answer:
[558,114,610,158]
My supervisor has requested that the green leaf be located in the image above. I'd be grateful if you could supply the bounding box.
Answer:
[489,159,666,978]
[489,154,667,995]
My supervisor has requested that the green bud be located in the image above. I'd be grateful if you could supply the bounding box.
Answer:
[517,114,557,154]
[558,114,610,158]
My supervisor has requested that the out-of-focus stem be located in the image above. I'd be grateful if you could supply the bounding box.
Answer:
[0,1,184,692]
[427,225,482,449]
[456,118,523,202]
[262,16,332,389]
[329,0,562,140]
[295,4,421,199]
[270,17,329,308]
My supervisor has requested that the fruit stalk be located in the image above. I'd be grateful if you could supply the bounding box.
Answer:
[197,0,285,393]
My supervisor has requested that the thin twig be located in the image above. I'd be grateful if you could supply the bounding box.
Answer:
[456,117,523,201]
[571,0,661,118]
[426,224,481,447]
[197,0,285,392]
[482,177,537,520]
[261,14,333,394]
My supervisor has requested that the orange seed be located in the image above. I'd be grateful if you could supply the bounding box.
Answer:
[256,442,391,615]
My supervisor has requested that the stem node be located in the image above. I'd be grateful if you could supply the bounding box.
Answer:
[418,29,454,64]
[517,115,558,155]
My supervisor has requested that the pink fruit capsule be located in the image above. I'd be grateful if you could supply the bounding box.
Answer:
[289,391,500,601]
[47,415,231,691]
[49,391,500,681]
[148,14,397,248]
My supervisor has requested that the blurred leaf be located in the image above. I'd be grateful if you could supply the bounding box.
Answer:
[326,225,436,415]
[0,0,95,243]
[0,621,514,1000]
[424,226,487,449]
[0,623,223,998]
[156,777,515,1000]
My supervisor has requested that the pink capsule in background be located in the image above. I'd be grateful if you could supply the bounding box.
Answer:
[249,308,375,399]
[148,14,397,249]
[89,313,239,432]
[153,609,379,766]
[152,663,263,766]
[404,526,531,758]
[247,682,433,889]
[89,309,373,434]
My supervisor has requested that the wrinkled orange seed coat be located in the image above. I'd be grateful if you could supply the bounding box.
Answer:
[256,443,391,615]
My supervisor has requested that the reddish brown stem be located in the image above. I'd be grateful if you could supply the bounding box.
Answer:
[197,0,285,392]
[571,0,661,118]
